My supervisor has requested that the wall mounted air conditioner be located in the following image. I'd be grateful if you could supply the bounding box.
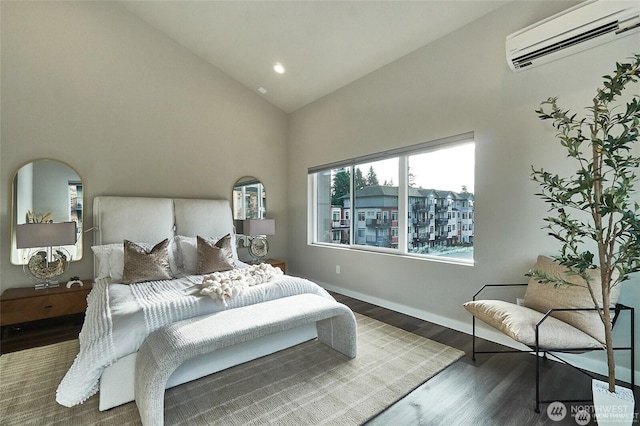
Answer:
[506,0,640,72]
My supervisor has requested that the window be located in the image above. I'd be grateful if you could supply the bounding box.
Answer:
[310,132,474,263]
[314,169,336,244]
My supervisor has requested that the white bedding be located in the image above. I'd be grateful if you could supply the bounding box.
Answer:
[56,270,333,407]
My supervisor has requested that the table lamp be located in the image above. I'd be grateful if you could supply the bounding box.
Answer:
[15,222,77,289]
[242,219,275,262]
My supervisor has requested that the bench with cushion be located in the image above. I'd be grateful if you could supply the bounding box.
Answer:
[135,293,357,426]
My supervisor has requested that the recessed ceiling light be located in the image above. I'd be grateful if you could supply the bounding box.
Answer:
[273,63,286,74]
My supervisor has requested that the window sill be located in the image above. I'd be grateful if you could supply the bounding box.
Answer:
[308,242,474,267]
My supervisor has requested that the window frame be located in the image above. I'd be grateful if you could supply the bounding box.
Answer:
[308,132,474,265]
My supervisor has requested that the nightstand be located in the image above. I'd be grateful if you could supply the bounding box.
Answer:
[264,259,286,274]
[0,280,93,329]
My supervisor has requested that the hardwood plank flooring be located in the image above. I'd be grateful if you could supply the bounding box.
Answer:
[1,293,637,425]
[330,293,639,426]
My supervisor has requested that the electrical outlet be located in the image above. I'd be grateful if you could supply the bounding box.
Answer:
[336,265,341,274]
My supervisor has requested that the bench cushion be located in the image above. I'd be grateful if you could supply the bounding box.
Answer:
[464,300,603,350]
[524,255,620,344]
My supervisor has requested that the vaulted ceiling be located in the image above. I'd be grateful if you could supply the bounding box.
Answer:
[120,1,511,113]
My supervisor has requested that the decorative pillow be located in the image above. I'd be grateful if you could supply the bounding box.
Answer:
[122,239,173,284]
[177,234,238,274]
[196,234,235,274]
[92,243,122,280]
[463,300,603,349]
[92,238,180,280]
[524,255,620,344]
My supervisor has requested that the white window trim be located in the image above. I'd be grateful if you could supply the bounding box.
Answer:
[307,132,474,266]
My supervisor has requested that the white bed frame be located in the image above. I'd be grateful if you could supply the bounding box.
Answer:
[93,196,317,411]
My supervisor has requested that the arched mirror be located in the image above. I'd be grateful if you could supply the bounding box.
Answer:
[232,176,269,255]
[11,159,83,265]
[232,176,266,220]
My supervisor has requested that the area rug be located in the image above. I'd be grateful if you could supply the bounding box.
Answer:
[0,313,464,425]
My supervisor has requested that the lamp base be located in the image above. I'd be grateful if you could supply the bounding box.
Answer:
[248,236,269,260]
[34,280,60,290]
[23,248,69,290]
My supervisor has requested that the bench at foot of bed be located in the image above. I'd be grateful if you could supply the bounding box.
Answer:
[134,293,357,426]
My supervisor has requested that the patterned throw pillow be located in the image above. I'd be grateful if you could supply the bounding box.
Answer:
[196,234,235,275]
[92,237,180,281]
[122,239,173,284]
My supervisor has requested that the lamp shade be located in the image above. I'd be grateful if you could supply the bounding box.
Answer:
[242,219,275,236]
[16,222,77,249]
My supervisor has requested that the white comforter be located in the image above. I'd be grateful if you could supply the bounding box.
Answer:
[56,271,333,407]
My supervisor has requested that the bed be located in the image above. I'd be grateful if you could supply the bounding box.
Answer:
[56,196,336,410]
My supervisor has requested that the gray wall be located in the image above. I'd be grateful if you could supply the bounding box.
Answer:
[1,0,638,383]
[287,1,640,381]
[1,1,289,289]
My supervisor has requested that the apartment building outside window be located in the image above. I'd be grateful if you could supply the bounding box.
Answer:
[310,132,474,263]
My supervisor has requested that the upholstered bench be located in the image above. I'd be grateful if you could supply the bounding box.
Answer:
[134,293,358,426]
[463,255,634,412]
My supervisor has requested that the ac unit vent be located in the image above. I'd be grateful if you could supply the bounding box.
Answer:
[506,1,640,72]
[512,21,619,70]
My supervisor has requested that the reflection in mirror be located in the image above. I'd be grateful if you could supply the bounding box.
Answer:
[11,159,83,265]
[232,176,266,220]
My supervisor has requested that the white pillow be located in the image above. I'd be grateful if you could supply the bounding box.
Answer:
[92,243,122,280]
[92,237,180,280]
[177,234,238,275]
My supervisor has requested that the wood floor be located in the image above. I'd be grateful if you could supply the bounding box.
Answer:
[330,294,639,426]
[1,293,638,426]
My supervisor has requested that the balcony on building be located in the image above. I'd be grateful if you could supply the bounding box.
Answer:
[365,218,391,228]
[331,219,350,229]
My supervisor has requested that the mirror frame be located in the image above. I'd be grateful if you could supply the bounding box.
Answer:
[10,159,84,265]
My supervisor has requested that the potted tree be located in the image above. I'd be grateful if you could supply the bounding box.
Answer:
[531,54,639,424]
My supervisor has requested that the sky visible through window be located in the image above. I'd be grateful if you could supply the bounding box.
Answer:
[358,143,474,192]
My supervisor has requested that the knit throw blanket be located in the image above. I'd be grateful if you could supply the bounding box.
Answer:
[198,263,283,306]
[129,264,283,334]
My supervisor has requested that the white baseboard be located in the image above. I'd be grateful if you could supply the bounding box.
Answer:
[321,281,637,387]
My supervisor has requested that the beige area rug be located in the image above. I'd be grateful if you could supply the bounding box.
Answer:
[0,313,464,425]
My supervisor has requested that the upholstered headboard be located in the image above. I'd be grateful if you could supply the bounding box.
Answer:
[93,196,234,245]
[92,196,235,277]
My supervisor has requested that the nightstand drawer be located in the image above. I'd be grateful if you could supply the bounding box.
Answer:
[0,282,92,327]
[2,293,83,324]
